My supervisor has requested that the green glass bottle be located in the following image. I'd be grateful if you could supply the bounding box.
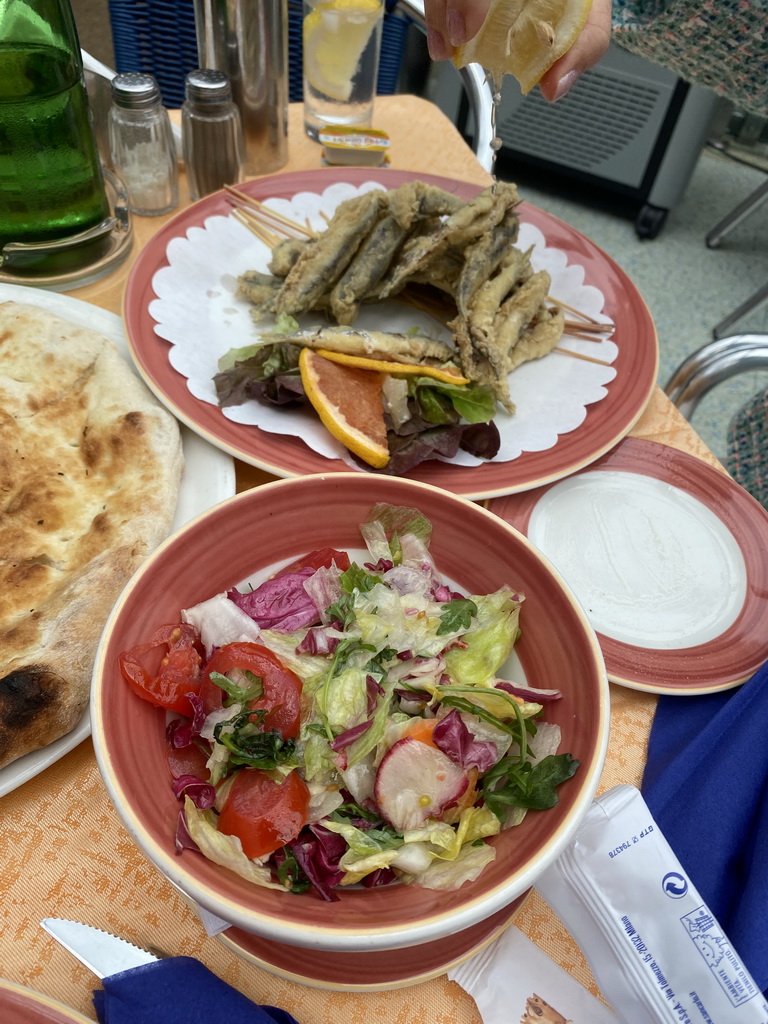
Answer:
[0,0,110,249]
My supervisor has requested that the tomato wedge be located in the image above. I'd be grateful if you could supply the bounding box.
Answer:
[119,623,203,715]
[199,642,302,738]
[217,768,310,859]
[271,547,350,578]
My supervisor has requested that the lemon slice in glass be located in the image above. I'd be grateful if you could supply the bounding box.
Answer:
[454,0,592,93]
[303,0,382,102]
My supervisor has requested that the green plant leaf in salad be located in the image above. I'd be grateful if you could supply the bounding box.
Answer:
[481,752,580,820]
[438,597,478,635]
[209,669,263,706]
[213,709,298,770]
[410,377,497,426]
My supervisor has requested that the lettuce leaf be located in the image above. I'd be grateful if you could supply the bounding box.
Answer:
[443,586,523,688]
[397,837,497,890]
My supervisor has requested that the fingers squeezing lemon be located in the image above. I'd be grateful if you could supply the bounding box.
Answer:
[453,0,593,93]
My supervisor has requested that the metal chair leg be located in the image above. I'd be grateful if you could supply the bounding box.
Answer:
[713,281,768,339]
[706,178,768,249]
[664,333,768,419]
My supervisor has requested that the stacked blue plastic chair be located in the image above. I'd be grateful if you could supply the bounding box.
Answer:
[109,0,408,110]
[108,0,200,108]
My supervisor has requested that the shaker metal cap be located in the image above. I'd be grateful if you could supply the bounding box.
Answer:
[184,69,233,104]
[111,72,162,109]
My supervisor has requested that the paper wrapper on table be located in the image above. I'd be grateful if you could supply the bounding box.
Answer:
[448,924,618,1023]
[535,785,768,1024]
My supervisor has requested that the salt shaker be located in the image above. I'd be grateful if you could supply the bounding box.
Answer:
[182,70,245,201]
[108,72,179,217]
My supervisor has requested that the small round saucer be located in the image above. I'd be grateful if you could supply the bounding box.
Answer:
[218,891,530,991]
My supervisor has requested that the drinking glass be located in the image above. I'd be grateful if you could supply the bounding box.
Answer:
[302,0,384,141]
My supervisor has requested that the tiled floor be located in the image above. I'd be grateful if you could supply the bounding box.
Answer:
[498,143,768,463]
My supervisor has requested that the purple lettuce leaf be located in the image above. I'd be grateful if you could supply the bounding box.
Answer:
[433,708,498,772]
[228,567,320,631]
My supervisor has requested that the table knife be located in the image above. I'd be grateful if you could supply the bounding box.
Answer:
[41,917,160,979]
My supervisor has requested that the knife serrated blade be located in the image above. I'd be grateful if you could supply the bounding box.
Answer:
[41,918,160,980]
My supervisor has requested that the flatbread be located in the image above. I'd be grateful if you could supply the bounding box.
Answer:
[0,301,184,770]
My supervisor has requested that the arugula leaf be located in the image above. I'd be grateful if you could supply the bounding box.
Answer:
[438,597,478,635]
[213,709,297,769]
[209,669,263,707]
[481,753,580,820]
[437,683,534,763]
[329,801,381,824]
[329,638,377,676]
[275,848,312,893]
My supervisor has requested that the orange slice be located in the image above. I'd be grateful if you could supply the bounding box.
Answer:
[315,348,470,385]
[299,348,390,469]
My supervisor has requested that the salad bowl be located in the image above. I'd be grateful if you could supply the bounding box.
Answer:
[91,474,609,953]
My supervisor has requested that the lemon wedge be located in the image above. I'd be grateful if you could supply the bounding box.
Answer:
[303,0,382,102]
[453,0,592,93]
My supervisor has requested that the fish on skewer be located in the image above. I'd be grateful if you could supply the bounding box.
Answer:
[329,182,469,324]
[269,237,307,277]
[235,179,573,418]
[272,326,456,365]
[455,206,521,316]
[377,182,520,299]
[330,214,411,324]
[506,306,566,372]
[275,191,386,315]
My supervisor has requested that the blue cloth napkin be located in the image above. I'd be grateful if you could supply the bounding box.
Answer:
[93,956,302,1024]
[641,661,768,994]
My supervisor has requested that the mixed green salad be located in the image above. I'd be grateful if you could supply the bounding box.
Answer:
[119,503,578,900]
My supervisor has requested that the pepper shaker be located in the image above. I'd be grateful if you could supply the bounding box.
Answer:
[182,69,245,201]
[108,73,179,217]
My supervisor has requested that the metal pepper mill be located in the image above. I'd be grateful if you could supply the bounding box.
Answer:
[192,0,289,176]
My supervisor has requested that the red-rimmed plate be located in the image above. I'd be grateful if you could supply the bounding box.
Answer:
[219,892,528,990]
[487,438,768,694]
[123,168,658,499]
[0,979,92,1024]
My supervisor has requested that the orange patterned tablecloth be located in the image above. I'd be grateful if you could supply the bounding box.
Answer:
[0,96,723,1020]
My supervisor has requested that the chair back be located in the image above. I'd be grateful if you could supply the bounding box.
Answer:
[108,0,409,108]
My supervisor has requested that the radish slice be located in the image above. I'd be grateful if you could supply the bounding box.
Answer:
[374,736,469,831]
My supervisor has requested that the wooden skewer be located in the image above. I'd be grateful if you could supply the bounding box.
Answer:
[231,207,279,247]
[548,295,606,327]
[566,329,613,343]
[224,184,316,238]
[563,318,613,335]
[554,346,613,367]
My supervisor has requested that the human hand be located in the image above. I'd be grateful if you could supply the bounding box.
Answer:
[423,0,612,101]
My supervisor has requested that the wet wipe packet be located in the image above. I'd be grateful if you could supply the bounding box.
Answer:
[535,785,768,1024]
